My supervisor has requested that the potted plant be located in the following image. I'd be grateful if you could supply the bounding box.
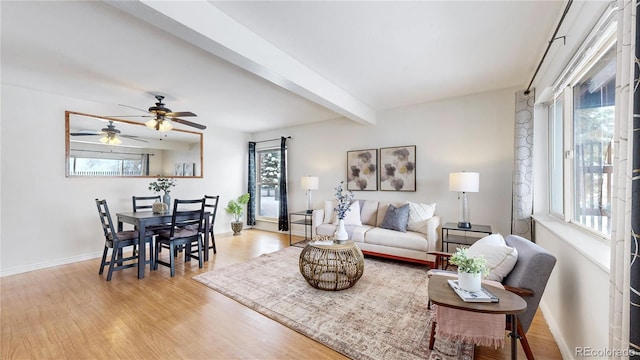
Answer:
[225,193,250,235]
[148,176,176,212]
[449,247,488,292]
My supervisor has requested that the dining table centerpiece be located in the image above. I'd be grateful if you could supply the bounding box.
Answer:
[148,176,176,212]
[333,181,355,242]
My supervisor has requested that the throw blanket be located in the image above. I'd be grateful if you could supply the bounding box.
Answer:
[429,271,506,349]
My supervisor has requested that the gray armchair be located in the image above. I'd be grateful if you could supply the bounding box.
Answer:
[428,234,557,360]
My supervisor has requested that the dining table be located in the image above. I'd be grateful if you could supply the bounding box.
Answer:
[116,210,211,279]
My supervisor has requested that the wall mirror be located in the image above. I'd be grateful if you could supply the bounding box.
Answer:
[65,111,203,178]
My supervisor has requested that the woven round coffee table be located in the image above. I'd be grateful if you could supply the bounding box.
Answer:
[299,238,364,291]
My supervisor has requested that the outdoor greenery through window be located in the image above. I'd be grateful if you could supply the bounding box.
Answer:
[257,148,281,218]
[549,10,616,237]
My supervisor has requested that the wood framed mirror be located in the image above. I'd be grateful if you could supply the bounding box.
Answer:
[65,111,203,178]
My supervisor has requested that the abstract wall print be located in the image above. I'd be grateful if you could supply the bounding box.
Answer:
[347,149,378,191]
[379,145,416,191]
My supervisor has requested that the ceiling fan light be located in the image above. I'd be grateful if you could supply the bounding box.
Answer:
[145,119,157,129]
[158,120,174,132]
[111,137,122,145]
[99,136,109,144]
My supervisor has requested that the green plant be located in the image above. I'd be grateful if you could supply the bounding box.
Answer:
[148,176,176,194]
[225,193,250,222]
[449,247,488,275]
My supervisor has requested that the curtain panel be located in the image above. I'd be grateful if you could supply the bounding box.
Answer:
[512,90,535,240]
[278,137,289,231]
[247,142,256,226]
[609,0,638,356]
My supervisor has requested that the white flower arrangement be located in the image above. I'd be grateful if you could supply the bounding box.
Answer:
[449,247,488,275]
[333,181,355,220]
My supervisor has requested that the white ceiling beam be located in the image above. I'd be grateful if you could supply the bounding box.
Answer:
[105,0,376,126]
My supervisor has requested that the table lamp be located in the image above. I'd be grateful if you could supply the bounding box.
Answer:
[301,176,319,214]
[449,172,479,229]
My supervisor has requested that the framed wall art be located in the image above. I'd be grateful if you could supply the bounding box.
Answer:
[379,145,416,191]
[347,149,378,191]
[175,163,184,176]
[183,163,195,176]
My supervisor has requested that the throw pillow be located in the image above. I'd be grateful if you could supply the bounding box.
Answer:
[379,203,410,233]
[406,201,436,234]
[323,200,337,224]
[467,233,518,282]
[333,201,362,226]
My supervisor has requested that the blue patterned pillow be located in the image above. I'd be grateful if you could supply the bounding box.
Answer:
[380,203,410,233]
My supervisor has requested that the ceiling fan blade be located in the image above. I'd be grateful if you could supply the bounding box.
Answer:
[172,117,207,130]
[70,132,100,136]
[167,111,196,117]
[121,135,149,143]
[118,104,150,114]
[106,115,154,118]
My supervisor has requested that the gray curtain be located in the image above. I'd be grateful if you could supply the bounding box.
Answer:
[511,90,535,239]
[247,142,256,226]
[278,136,288,231]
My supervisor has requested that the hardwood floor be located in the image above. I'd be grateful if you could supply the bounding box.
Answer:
[1,230,562,359]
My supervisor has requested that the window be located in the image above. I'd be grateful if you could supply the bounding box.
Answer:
[548,7,616,237]
[68,156,144,176]
[256,148,281,218]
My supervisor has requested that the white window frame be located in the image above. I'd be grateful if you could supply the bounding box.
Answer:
[548,3,617,239]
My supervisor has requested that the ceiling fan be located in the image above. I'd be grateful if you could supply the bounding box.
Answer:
[70,120,147,145]
[116,95,206,131]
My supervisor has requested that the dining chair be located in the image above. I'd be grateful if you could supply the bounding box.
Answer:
[133,195,174,254]
[154,198,206,277]
[132,195,161,213]
[96,198,154,281]
[204,195,220,254]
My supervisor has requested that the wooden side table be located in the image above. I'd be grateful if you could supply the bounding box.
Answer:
[428,275,527,360]
[299,240,364,291]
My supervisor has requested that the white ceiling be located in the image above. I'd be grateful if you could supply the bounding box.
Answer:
[1,1,564,133]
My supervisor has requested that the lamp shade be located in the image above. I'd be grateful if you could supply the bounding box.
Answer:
[301,176,319,190]
[449,172,479,193]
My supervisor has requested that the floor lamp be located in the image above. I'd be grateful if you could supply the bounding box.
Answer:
[449,172,479,229]
[301,176,319,214]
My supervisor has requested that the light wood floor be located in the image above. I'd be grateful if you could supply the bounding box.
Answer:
[1,230,562,359]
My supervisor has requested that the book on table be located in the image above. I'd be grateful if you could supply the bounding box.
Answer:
[447,279,500,303]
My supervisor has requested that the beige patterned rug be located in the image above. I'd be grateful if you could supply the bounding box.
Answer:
[193,246,473,360]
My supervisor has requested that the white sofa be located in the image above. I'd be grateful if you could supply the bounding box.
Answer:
[312,200,440,265]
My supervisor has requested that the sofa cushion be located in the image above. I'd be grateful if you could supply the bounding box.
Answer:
[323,200,337,224]
[406,202,436,234]
[333,201,362,226]
[315,223,371,241]
[376,201,405,227]
[365,227,428,252]
[379,203,410,232]
[467,233,518,282]
[360,200,379,226]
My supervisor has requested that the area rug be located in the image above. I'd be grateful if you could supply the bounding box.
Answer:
[193,247,473,360]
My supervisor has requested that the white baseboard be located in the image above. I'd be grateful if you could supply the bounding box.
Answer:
[540,300,574,360]
[0,251,104,277]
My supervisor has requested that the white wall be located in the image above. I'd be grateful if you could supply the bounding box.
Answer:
[253,88,517,237]
[0,84,249,276]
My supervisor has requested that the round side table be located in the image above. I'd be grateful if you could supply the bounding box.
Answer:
[299,240,364,291]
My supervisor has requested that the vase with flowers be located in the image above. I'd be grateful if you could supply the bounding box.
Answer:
[333,181,355,242]
[449,247,488,292]
[148,176,176,212]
